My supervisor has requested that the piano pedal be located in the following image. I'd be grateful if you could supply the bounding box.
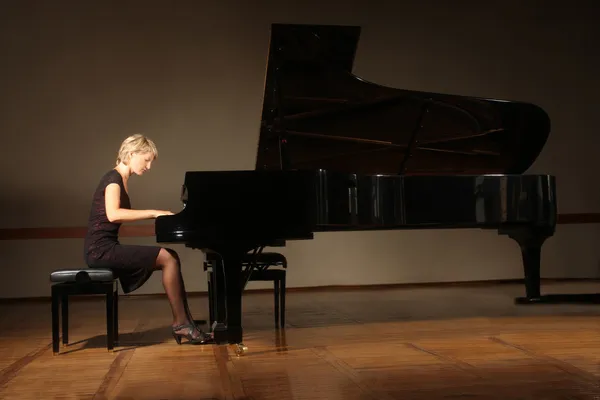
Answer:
[231,343,248,356]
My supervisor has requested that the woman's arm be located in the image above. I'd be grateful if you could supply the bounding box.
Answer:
[105,183,173,223]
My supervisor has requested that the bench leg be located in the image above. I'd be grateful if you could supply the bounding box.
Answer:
[207,271,215,326]
[61,293,69,346]
[106,286,114,352]
[274,279,280,328]
[280,274,286,328]
[51,286,60,355]
[113,287,119,344]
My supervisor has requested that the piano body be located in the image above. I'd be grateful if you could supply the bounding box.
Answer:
[156,23,559,353]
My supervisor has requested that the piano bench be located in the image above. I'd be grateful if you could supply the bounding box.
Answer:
[204,252,287,328]
[49,268,119,355]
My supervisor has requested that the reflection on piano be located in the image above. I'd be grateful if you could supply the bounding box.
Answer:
[156,23,560,354]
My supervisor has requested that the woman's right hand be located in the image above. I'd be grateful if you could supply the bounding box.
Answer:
[154,210,175,218]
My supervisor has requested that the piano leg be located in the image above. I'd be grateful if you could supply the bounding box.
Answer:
[505,227,546,303]
[504,227,600,304]
[206,248,248,356]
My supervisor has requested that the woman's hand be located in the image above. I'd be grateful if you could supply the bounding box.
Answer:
[154,210,175,218]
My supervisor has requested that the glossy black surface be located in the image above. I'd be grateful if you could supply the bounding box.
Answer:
[155,23,561,346]
[156,170,557,242]
[313,171,557,229]
[255,24,551,175]
[156,170,317,248]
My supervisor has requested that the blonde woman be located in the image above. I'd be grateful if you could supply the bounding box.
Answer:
[83,134,211,345]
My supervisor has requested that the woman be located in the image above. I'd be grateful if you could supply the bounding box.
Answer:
[84,133,211,345]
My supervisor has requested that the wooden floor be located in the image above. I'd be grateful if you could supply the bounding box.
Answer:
[2,281,600,399]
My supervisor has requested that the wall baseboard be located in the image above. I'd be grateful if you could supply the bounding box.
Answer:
[1,213,599,240]
[2,277,599,304]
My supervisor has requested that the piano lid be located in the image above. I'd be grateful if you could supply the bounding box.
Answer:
[254,23,551,175]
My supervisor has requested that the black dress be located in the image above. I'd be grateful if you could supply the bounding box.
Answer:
[83,169,161,294]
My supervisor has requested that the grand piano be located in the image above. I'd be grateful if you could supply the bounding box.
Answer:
[155,23,558,354]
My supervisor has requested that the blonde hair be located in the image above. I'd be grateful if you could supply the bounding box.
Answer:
[116,134,158,165]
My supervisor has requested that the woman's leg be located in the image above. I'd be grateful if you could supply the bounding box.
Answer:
[165,249,199,326]
[155,248,203,338]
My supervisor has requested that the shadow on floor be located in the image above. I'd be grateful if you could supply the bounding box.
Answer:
[57,323,213,354]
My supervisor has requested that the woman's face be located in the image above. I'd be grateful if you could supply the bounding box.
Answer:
[129,151,154,175]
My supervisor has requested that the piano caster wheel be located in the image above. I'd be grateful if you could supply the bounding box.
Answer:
[233,343,248,356]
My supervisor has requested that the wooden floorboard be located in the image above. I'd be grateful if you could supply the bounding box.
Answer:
[1,281,600,399]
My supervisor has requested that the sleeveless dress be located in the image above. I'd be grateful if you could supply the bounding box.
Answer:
[83,169,162,294]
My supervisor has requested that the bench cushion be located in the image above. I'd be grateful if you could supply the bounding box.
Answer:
[243,252,287,266]
[50,268,114,283]
[247,269,286,281]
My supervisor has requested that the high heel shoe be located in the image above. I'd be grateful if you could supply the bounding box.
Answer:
[171,323,214,345]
